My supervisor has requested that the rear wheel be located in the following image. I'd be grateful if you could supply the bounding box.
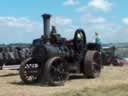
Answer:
[83,50,102,78]
[44,57,69,86]
[19,57,42,84]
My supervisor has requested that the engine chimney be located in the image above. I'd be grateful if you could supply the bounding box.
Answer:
[42,14,51,38]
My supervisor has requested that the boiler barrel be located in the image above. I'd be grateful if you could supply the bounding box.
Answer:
[32,44,67,63]
[44,45,65,58]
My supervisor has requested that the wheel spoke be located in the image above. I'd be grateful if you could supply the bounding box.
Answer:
[20,58,41,84]
[49,59,68,82]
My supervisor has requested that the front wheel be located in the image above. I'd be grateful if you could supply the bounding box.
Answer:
[44,57,69,86]
[19,57,42,84]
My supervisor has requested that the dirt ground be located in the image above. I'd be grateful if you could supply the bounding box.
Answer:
[1,66,128,96]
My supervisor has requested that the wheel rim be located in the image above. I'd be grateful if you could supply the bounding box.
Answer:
[93,63,100,77]
[49,58,68,82]
[20,58,41,84]
[93,52,101,75]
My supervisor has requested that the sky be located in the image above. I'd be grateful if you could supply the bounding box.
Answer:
[0,0,127,44]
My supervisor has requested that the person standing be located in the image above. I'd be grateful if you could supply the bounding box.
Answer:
[95,32,102,51]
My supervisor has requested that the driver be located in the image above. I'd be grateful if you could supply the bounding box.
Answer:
[95,32,102,51]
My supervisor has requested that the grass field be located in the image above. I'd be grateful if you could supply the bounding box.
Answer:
[1,66,128,96]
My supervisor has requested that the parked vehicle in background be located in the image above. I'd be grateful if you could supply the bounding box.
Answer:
[102,46,115,65]
[0,45,32,70]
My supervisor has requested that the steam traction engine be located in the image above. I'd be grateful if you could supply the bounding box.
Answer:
[19,14,102,86]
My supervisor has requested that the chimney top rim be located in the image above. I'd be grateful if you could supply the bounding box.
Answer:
[42,14,51,18]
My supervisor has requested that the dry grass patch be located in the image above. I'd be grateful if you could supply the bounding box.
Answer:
[0,66,128,96]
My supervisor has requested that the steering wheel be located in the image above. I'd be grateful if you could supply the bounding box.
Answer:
[73,29,86,51]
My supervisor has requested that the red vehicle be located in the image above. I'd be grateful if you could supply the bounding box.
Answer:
[111,56,128,66]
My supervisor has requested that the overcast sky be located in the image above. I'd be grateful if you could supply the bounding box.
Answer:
[0,0,127,44]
